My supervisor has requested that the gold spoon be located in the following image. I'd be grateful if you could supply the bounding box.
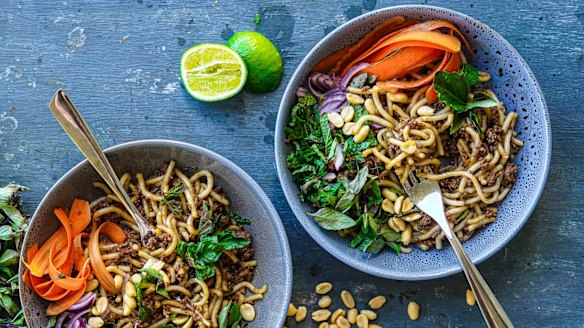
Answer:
[49,89,155,245]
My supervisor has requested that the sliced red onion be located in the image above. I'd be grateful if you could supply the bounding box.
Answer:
[66,293,95,312]
[55,312,70,328]
[308,74,322,96]
[341,62,371,88]
[370,122,384,130]
[334,144,344,171]
[66,309,90,328]
[320,101,344,115]
[295,86,308,98]
[321,94,346,108]
[321,172,337,181]
[308,72,337,97]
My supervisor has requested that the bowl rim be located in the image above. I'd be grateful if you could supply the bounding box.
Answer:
[274,5,551,280]
[19,139,293,327]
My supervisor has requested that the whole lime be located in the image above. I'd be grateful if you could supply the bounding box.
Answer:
[226,31,283,93]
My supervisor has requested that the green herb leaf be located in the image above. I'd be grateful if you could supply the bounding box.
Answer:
[320,114,333,157]
[468,111,483,136]
[456,209,471,223]
[307,207,358,230]
[0,225,14,241]
[252,13,261,24]
[386,241,402,255]
[160,182,184,217]
[350,73,367,88]
[450,113,466,134]
[466,90,498,110]
[380,224,401,242]
[218,301,242,328]
[367,74,377,84]
[335,166,369,213]
[365,237,386,254]
[434,70,469,112]
[463,63,479,85]
[225,211,251,225]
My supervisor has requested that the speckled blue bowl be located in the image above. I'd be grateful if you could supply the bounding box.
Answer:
[275,5,551,280]
[19,140,292,327]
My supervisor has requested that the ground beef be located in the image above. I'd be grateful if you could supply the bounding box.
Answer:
[485,209,497,219]
[364,156,376,168]
[472,144,487,160]
[433,102,446,110]
[484,170,502,187]
[144,231,171,251]
[439,177,461,193]
[220,258,254,291]
[234,230,255,262]
[400,117,424,130]
[485,124,503,152]
[416,213,435,230]
[453,127,472,143]
[444,137,459,157]
[502,163,518,187]
[327,160,337,172]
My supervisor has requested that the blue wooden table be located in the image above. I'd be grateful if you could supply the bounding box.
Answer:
[1,1,583,327]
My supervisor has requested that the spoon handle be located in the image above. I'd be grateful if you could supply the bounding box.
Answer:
[49,89,153,239]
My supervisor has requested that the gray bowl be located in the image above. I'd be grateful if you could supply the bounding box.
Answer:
[275,5,551,280]
[19,140,292,327]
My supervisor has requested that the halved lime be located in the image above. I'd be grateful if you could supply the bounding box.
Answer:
[180,43,247,102]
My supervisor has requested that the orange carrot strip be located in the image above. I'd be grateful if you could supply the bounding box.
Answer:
[425,85,439,102]
[359,47,443,81]
[377,51,453,90]
[27,229,67,277]
[364,40,457,64]
[52,208,73,269]
[39,283,70,301]
[312,47,349,74]
[69,199,91,235]
[342,30,460,76]
[22,244,39,288]
[402,19,473,55]
[73,233,88,271]
[329,17,409,74]
[46,285,86,316]
[88,222,126,294]
[48,243,89,291]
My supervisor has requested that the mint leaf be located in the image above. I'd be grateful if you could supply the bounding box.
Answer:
[463,63,479,85]
[450,113,466,134]
[434,70,469,112]
[308,207,358,230]
[320,114,333,157]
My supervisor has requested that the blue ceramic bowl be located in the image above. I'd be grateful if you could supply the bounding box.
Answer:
[19,140,293,327]
[275,5,551,280]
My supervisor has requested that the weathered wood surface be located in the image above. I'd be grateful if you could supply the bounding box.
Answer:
[1,0,583,326]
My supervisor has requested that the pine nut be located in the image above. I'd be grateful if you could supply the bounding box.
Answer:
[356,314,369,328]
[336,316,351,328]
[114,295,121,304]
[329,325,338,328]
[388,92,408,103]
[401,197,414,213]
[381,199,395,214]
[394,217,406,231]
[347,308,358,324]
[360,309,377,320]
[388,217,399,232]
[85,279,99,292]
[331,309,345,323]
[382,188,398,201]
[123,294,136,310]
[368,295,387,309]
[393,196,404,215]
[466,289,476,306]
[287,303,298,316]
[114,275,123,289]
[478,71,491,83]
[319,323,330,328]
[407,301,420,320]
[364,98,377,115]
[342,122,356,136]
[402,225,413,245]
[295,306,307,322]
[340,106,355,122]
[340,290,355,308]
[125,281,137,297]
[316,282,333,294]
[353,125,370,144]
[400,140,417,154]
[311,309,331,322]
[88,317,104,328]
[328,112,345,128]
[92,297,108,316]
[240,303,256,321]
[417,105,435,116]
[171,315,189,325]
[318,295,332,308]
[122,303,132,316]
[346,93,365,105]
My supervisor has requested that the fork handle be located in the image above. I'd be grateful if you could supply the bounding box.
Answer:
[447,235,514,328]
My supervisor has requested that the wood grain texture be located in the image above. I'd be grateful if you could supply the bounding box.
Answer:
[1,0,583,326]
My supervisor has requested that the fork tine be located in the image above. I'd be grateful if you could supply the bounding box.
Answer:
[408,170,419,185]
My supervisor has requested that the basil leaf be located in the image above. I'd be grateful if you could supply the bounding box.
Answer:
[228,302,241,328]
[466,90,498,110]
[450,113,466,134]
[348,226,369,248]
[320,114,333,157]
[386,241,402,255]
[218,302,231,328]
[434,70,469,112]
[155,280,170,299]
[0,250,18,267]
[216,230,251,250]
[365,237,386,254]
[380,224,401,242]
[0,226,14,241]
[468,111,483,136]
[335,191,356,213]
[350,73,367,88]
[347,166,369,194]
[307,207,358,230]
[463,63,479,86]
